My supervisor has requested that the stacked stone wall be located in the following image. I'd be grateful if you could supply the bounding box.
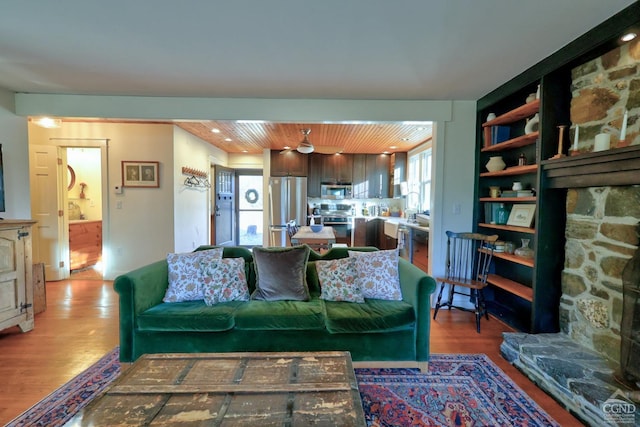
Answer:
[570,38,639,151]
[560,187,640,364]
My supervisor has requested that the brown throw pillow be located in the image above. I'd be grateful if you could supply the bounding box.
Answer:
[252,245,310,301]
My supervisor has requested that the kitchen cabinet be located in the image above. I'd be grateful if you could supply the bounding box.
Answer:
[307,155,323,197]
[307,153,353,197]
[270,150,308,177]
[390,152,407,198]
[69,220,102,271]
[0,220,36,333]
[352,154,391,198]
[366,154,390,198]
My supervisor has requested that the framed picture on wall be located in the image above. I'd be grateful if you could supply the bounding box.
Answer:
[122,161,159,188]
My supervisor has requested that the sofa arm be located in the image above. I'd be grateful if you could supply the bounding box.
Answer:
[398,258,437,362]
[113,259,168,362]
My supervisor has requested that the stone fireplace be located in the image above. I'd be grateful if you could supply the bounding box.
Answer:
[561,186,640,365]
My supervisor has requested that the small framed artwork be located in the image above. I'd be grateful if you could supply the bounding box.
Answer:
[506,204,536,228]
[122,161,159,188]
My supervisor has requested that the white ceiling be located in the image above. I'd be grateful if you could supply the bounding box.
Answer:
[0,1,635,101]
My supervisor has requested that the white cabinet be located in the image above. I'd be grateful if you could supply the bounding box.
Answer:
[0,220,36,333]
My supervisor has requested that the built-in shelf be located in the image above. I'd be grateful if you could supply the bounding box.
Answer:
[487,274,534,302]
[480,248,534,267]
[481,132,539,152]
[479,197,536,202]
[478,223,535,234]
[480,164,537,177]
[482,99,540,128]
[492,251,535,267]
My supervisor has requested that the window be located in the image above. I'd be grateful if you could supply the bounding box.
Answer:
[407,148,432,214]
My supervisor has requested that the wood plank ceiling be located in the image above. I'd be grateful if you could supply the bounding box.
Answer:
[174,121,433,154]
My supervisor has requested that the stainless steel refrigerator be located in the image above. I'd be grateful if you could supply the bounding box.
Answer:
[269,176,308,246]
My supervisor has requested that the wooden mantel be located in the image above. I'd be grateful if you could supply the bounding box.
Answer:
[541,145,640,189]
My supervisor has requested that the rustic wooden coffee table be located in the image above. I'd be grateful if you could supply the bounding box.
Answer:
[65,351,366,426]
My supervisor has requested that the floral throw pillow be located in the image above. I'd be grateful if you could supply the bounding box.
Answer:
[316,257,364,303]
[201,257,250,305]
[163,248,224,302]
[348,249,403,300]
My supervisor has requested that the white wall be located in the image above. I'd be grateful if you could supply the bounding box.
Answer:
[28,121,176,279]
[0,88,30,219]
[429,101,477,279]
[173,126,226,253]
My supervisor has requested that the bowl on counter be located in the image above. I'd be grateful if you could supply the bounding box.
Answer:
[310,224,323,233]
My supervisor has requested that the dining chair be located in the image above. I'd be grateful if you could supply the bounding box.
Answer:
[433,231,498,333]
[286,220,299,246]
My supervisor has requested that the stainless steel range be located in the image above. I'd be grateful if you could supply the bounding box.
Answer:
[319,204,354,245]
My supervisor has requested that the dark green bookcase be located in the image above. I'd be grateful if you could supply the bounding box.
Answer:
[474,3,640,333]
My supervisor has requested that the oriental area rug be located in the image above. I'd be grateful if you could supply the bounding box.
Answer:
[7,349,558,427]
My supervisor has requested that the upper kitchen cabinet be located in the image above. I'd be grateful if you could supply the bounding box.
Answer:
[352,154,392,198]
[270,150,308,177]
[323,153,353,184]
[390,152,407,198]
[307,153,354,197]
[365,154,391,198]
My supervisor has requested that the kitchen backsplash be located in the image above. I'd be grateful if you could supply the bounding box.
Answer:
[308,197,404,217]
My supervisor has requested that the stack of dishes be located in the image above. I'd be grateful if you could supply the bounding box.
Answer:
[494,241,505,253]
[517,190,534,197]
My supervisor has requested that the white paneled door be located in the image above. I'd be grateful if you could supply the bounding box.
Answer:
[29,145,67,280]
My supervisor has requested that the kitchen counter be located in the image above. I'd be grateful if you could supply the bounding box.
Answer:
[354,215,429,267]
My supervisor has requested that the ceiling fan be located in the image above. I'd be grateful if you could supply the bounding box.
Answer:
[280,128,344,155]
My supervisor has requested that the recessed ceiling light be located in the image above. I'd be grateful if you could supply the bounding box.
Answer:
[242,150,248,153]
[621,32,637,42]
[34,117,62,128]
[390,146,398,149]
[401,137,411,141]
[224,138,232,142]
[211,128,221,133]
[284,146,291,150]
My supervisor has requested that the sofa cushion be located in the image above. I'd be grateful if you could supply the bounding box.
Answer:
[323,299,415,333]
[163,248,223,302]
[252,245,310,301]
[201,257,250,305]
[348,249,403,301]
[137,301,241,332]
[234,298,326,330]
[316,257,364,303]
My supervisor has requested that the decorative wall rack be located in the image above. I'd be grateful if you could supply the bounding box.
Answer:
[182,167,210,188]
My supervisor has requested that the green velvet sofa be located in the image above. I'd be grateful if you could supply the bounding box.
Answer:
[114,246,436,365]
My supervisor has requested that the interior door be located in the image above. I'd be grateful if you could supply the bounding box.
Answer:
[214,166,235,246]
[29,145,67,280]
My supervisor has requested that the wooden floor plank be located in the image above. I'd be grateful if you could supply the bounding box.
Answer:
[0,279,582,425]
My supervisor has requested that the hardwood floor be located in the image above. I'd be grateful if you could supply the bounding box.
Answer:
[0,278,583,425]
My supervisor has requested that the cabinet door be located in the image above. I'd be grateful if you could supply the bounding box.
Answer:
[366,154,391,198]
[390,153,407,198]
[323,154,353,183]
[270,150,308,176]
[0,229,26,329]
[307,154,323,197]
[353,218,367,246]
[352,155,367,198]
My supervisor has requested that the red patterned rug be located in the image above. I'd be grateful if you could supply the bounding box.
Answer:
[7,350,558,426]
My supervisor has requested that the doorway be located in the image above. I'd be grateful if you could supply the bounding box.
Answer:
[67,147,104,279]
[29,141,107,281]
